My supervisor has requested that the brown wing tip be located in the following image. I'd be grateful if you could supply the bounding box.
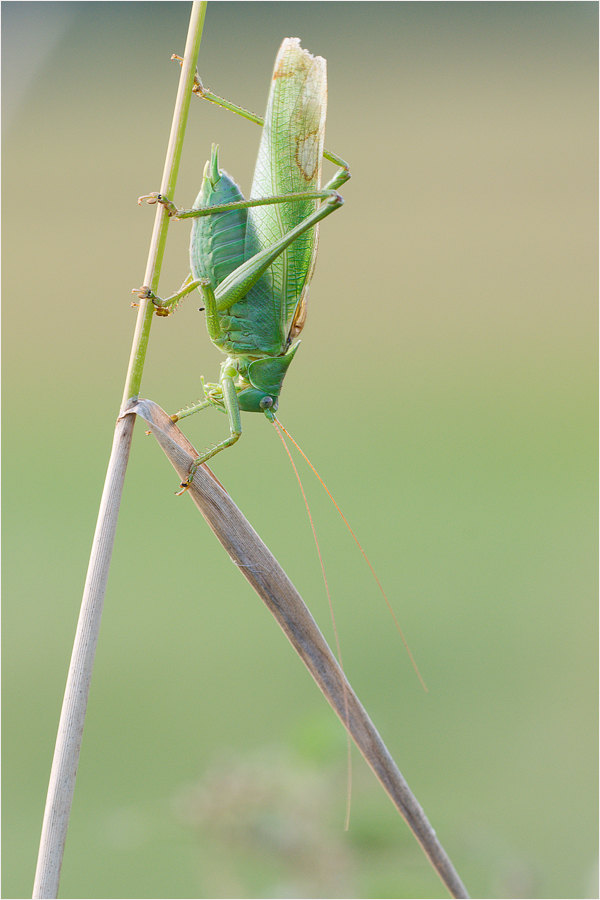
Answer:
[274,37,326,80]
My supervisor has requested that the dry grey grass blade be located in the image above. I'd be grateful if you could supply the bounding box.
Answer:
[124,399,469,900]
[32,413,136,899]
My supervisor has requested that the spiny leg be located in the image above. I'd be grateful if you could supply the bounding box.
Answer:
[136,164,346,316]
[176,370,242,494]
[211,193,343,312]
[138,178,345,222]
[170,58,352,187]
[171,393,213,422]
[140,189,343,323]
[132,273,203,317]
[139,131,349,221]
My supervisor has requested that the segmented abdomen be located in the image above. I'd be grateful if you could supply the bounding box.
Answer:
[189,164,248,289]
[189,151,286,359]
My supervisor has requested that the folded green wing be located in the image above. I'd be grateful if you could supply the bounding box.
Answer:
[247,38,327,346]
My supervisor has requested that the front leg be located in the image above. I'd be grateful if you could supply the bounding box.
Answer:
[132,273,202,317]
[176,371,242,494]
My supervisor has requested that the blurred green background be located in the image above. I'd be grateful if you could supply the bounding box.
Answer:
[3,3,597,898]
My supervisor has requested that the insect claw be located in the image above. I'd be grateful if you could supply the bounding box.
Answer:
[138,193,179,216]
[138,192,160,206]
[171,54,204,94]
[131,286,173,317]
[132,285,155,300]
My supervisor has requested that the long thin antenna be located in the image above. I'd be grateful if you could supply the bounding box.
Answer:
[271,418,353,829]
[274,417,427,692]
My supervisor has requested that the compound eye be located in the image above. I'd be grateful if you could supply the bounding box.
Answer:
[259,396,274,410]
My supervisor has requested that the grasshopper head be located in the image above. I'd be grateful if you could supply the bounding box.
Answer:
[235,342,300,414]
[236,388,278,414]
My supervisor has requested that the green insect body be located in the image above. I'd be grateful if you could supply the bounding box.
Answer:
[189,149,300,413]
[190,152,251,305]
[149,38,350,488]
